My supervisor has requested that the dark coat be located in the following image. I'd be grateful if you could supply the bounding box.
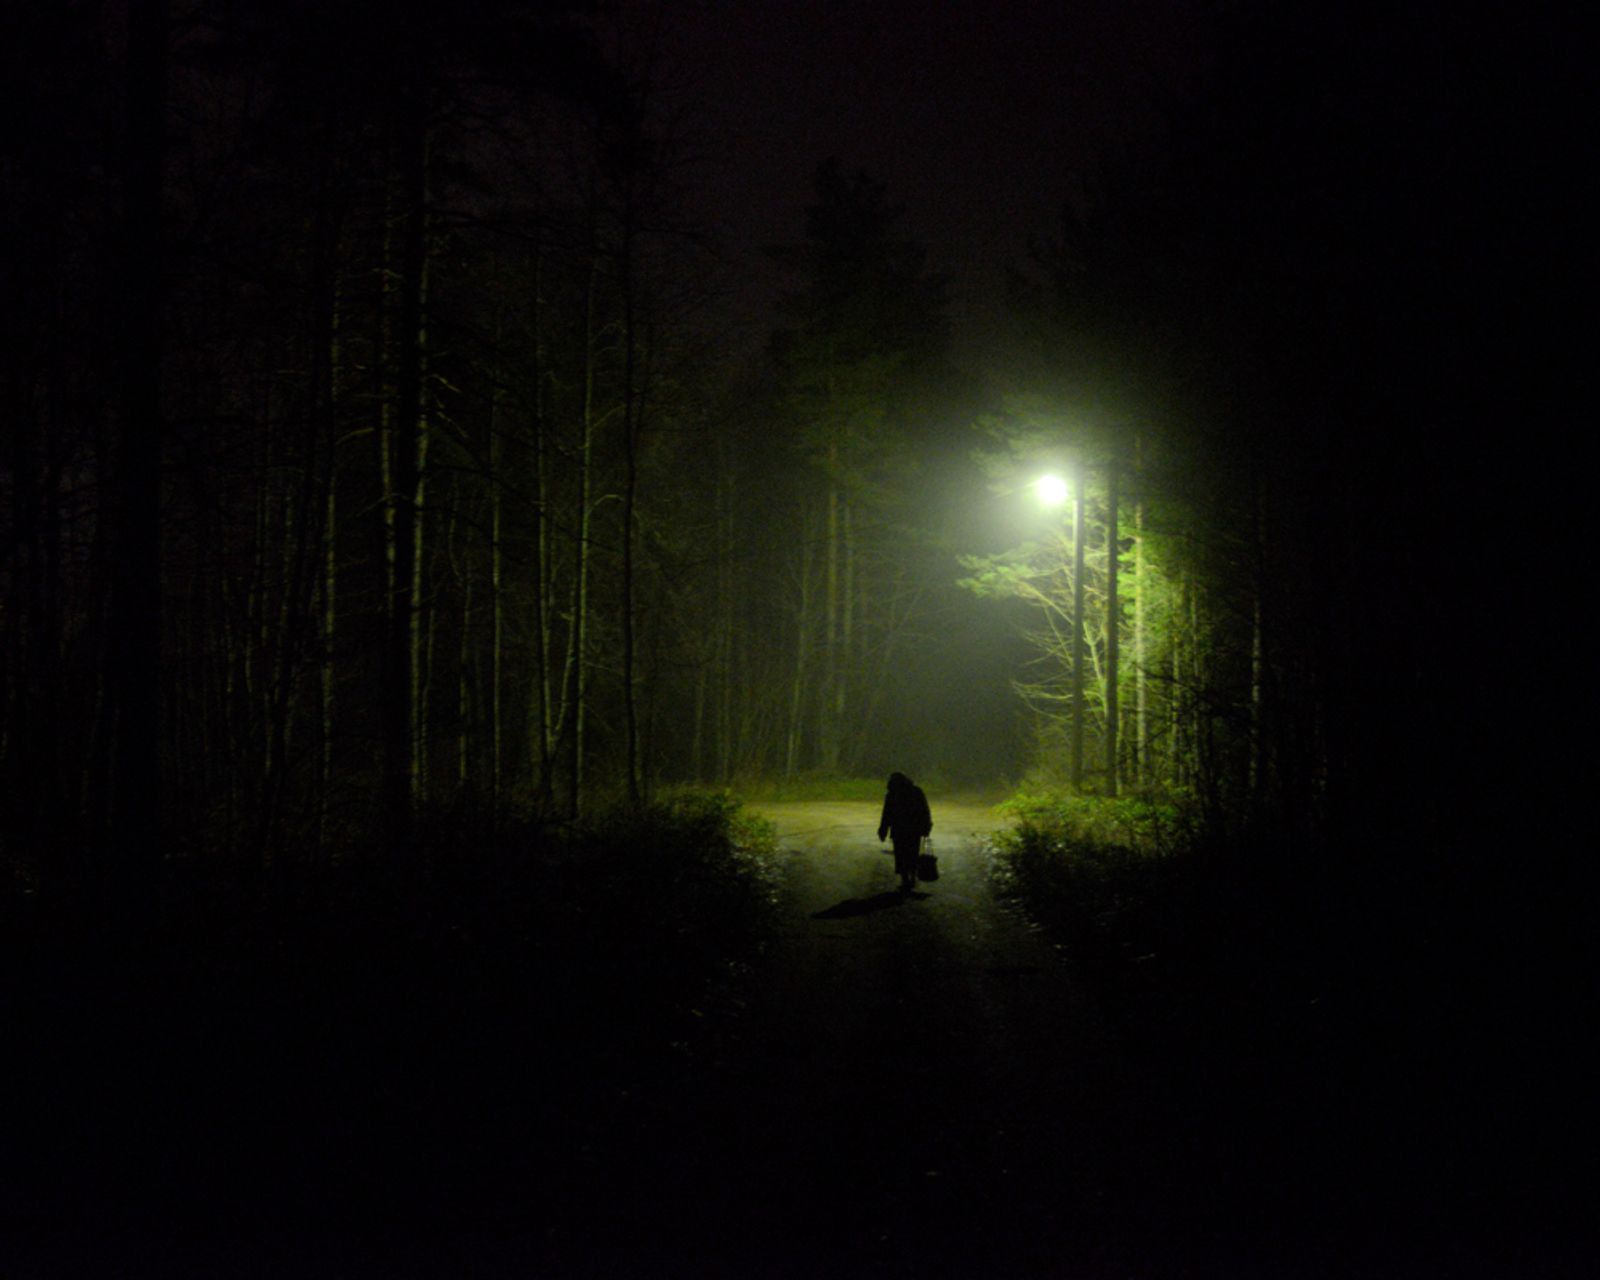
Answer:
[878,773,932,846]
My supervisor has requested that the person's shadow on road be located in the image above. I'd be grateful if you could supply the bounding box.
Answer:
[811,890,928,920]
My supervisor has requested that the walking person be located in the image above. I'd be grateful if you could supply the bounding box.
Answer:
[878,771,933,893]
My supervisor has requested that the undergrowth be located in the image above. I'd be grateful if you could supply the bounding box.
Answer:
[990,799,1192,982]
[6,791,784,1252]
[989,787,1330,999]
[984,783,1582,1262]
[995,786,1192,856]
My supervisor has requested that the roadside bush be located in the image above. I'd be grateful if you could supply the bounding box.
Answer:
[991,818,1182,974]
[7,791,785,1249]
[990,791,1333,994]
[997,785,1192,856]
[570,791,781,973]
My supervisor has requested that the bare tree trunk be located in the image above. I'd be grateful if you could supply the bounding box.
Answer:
[260,183,343,865]
[619,191,642,808]
[320,447,337,843]
[716,456,735,781]
[319,245,348,846]
[822,454,840,773]
[1104,456,1119,798]
[380,88,429,830]
[838,499,854,770]
[1070,464,1087,791]
[560,249,602,818]
[1133,462,1148,789]
[785,509,813,778]
[525,244,557,810]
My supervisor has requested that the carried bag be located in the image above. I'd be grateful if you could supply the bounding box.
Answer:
[916,846,939,882]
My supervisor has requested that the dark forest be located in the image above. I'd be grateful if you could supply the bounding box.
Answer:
[2,3,1586,1277]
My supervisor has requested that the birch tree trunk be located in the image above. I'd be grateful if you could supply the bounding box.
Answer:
[1104,456,1119,798]
[1070,465,1087,790]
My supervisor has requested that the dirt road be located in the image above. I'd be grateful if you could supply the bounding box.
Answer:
[557,799,1152,1278]
[539,799,1578,1280]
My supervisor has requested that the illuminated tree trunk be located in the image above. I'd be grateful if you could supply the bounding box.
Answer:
[839,499,855,770]
[715,444,735,781]
[1133,473,1148,788]
[1171,555,1197,789]
[1070,465,1086,790]
[1104,457,1119,798]
[821,441,842,773]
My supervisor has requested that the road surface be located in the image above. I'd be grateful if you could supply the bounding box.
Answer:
[8,801,1576,1279]
[553,798,1157,1279]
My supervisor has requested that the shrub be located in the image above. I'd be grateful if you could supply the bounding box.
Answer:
[991,816,1180,974]
[996,785,1192,857]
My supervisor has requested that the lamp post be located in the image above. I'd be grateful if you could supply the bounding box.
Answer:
[1032,471,1086,791]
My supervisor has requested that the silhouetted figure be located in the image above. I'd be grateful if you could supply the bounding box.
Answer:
[878,771,933,893]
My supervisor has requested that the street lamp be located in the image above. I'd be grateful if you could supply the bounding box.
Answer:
[1033,473,1069,509]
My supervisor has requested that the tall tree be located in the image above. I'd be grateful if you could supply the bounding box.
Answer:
[766,160,951,774]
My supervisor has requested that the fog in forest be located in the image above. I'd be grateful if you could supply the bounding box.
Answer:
[1,4,1584,1277]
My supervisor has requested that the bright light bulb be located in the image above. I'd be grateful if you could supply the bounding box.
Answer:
[1035,474,1069,508]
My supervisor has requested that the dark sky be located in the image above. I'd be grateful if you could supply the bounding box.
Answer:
[644,0,1204,358]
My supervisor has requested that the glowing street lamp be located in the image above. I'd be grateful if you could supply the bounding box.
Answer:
[1034,473,1069,509]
